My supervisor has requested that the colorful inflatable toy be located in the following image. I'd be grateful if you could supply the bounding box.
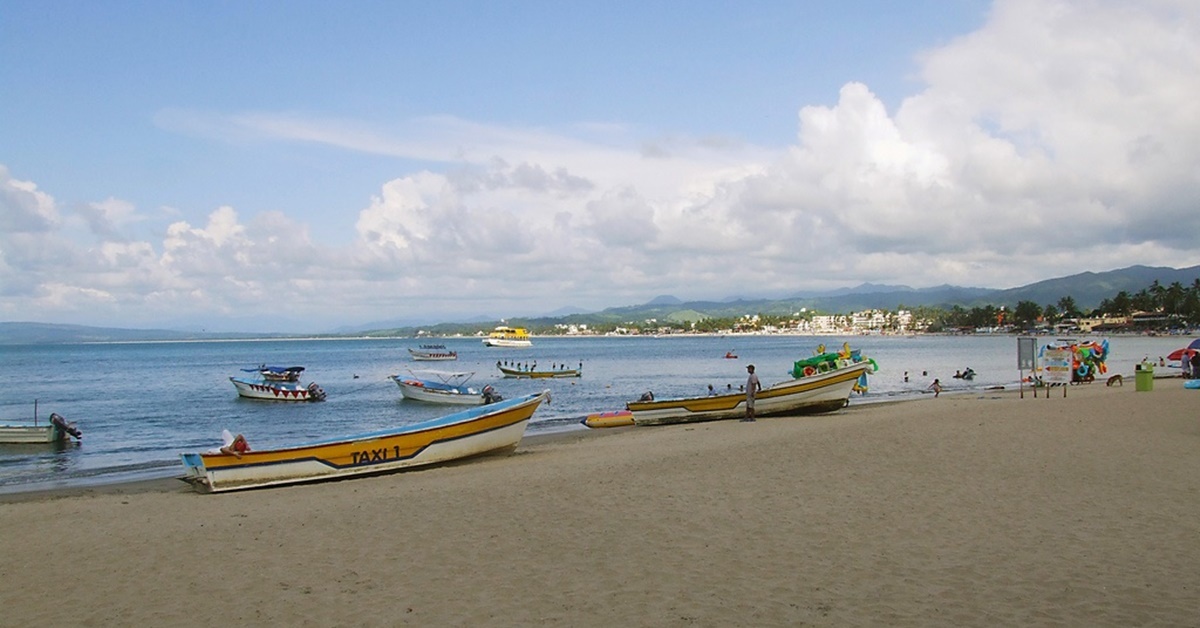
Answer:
[1038,339,1108,383]
[792,343,879,394]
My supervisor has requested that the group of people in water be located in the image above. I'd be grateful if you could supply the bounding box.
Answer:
[900,367,976,398]
[952,367,977,380]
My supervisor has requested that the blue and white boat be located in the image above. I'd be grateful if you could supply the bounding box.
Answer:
[392,369,501,406]
[230,365,326,402]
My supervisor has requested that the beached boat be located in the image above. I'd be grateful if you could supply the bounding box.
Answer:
[180,390,550,493]
[230,365,327,402]
[496,361,582,379]
[408,345,458,361]
[392,370,502,406]
[626,361,873,426]
[481,326,533,348]
[0,404,82,444]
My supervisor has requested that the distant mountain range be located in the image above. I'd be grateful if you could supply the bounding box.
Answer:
[3,264,1198,344]
[530,264,1200,328]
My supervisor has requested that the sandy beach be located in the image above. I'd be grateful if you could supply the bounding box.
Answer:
[3,383,1198,626]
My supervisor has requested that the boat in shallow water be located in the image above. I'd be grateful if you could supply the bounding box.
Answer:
[0,400,82,444]
[180,390,550,493]
[408,345,458,361]
[497,362,582,378]
[626,361,872,426]
[229,365,326,402]
[0,411,82,444]
[392,370,501,406]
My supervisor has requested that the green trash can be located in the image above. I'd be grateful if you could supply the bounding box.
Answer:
[1135,363,1154,392]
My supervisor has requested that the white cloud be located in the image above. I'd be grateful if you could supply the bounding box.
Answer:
[0,166,60,233]
[5,0,1200,330]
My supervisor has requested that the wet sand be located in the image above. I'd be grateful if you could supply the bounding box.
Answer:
[2,383,1198,626]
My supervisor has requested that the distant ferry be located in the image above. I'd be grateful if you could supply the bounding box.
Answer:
[482,326,532,348]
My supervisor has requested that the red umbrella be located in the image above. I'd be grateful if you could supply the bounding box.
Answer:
[1167,347,1197,361]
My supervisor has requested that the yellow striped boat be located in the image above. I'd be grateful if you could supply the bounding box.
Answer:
[626,362,871,426]
[180,390,549,493]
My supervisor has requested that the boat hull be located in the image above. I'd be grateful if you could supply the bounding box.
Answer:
[498,366,580,379]
[393,377,485,405]
[181,391,549,492]
[0,424,60,444]
[408,348,458,361]
[0,413,80,444]
[482,338,532,348]
[627,362,871,426]
[230,377,323,401]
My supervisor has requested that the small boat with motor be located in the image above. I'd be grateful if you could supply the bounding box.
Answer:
[408,344,458,361]
[180,390,551,492]
[229,365,326,402]
[392,369,502,406]
[0,401,82,444]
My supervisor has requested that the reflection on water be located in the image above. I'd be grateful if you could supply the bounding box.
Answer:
[0,440,82,480]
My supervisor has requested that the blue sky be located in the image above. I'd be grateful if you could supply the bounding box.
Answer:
[3,1,1198,332]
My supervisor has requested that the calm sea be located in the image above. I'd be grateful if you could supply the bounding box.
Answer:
[0,333,1189,493]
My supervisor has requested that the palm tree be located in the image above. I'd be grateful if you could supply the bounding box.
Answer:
[1057,296,1078,318]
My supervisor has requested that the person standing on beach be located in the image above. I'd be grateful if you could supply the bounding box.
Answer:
[743,364,761,421]
[928,378,942,397]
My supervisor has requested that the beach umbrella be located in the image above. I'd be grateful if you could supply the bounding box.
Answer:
[1167,347,1197,361]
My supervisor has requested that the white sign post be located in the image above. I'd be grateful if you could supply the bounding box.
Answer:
[1041,346,1072,398]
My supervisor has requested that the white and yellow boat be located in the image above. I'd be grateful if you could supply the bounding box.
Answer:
[626,362,872,426]
[481,326,532,348]
[180,390,549,493]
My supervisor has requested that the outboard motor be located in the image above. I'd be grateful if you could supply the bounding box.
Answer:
[49,412,83,440]
[307,382,327,402]
[482,385,502,404]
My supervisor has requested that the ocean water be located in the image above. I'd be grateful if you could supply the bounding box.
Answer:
[0,333,1190,493]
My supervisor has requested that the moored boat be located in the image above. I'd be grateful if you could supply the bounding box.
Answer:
[230,365,326,402]
[481,326,533,348]
[180,390,550,493]
[496,361,582,379]
[627,361,873,426]
[408,345,458,361]
[0,403,82,444]
[392,370,502,406]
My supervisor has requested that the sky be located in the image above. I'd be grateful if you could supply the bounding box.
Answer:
[3,0,1199,333]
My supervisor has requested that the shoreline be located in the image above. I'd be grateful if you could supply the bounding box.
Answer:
[0,382,1107,501]
[3,382,1198,624]
[0,424,612,503]
[0,383,984,502]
